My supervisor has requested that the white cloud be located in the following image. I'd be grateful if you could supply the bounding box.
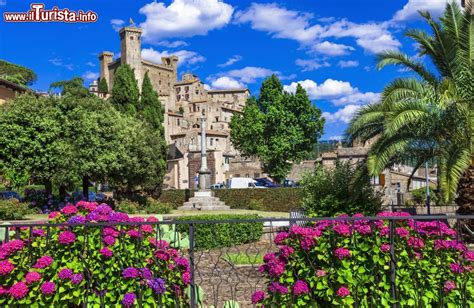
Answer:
[295,59,330,72]
[110,19,125,32]
[218,55,242,67]
[82,71,99,81]
[49,58,74,70]
[311,41,354,56]
[203,84,212,90]
[284,79,379,106]
[329,135,344,141]
[235,3,324,44]
[141,48,205,67]
[156,40,188,48]
[86,62,96,67]
[322,105,361,123]
[338,60,359,68]
[220,66,276,83]
[210,76,245,89]
[139,0,233,42]
[392,0,461,22]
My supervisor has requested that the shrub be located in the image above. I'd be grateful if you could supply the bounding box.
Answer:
[175,214,263,249]
[253,212,474,307]
[0,201,190,306]
[301,161,382,217]
[116,200,140,214]
[159,188,303,212]
[248,199,264,211]
[145,200,172,214]
[0,199,33,220]
[409,187,440,206]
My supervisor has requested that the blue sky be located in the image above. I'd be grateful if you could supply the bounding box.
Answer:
[0,0,460,139]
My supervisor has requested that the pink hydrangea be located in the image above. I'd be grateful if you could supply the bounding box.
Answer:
[182,271,191,284]
[444,280,456,293]
[381,243,391,253]
[334,247,351,260]
[102,227,119,238]
[58,268,73,280]
[25,271,41,285]
[33,255,53,269]
[141,225,154,233]
[127,229,142,238]
[274,232,289,245]
[61,205,78,215]
[333,224,351,236]
[293,280,309,295]
[251,290,265,304]
[58,231,76,245]
[0,260,14,276]
[262,253,286,277]
[316,269,327,277]
[279,245,294,258]
[407,237,424,250]
[149,239,169,249]
[464,251,474,261]
[71,274,83,285]
[103,236,116,246]
[48,211,61,219]
[4,240,24,254]
[0,286,8,296]
[268,282,288,294]
[40,281,55,295]
[100,247,113,258]
[336,286,351,297]
[434,240,466,251]
[32,229,46,237]
[356,224,372,235]
[450,263,465,274]
[395,227,410,238]
[9,281,28,299]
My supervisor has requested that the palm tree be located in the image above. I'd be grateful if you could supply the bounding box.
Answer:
[347,2,473,204]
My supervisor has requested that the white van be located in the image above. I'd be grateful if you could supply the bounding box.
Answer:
[226,177,267,189]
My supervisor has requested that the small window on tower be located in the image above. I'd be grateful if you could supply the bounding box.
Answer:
[130,36,134,40]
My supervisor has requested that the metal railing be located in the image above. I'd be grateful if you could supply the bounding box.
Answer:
[1,215,473,307]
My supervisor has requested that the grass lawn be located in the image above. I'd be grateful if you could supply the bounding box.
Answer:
[223,252,264,265]
[19,209,288,222]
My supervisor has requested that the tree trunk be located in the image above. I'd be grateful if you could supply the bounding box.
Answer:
[456,163,474,211]
[44,180,53,196]
[82,176,89,201]
[59,185,67,201]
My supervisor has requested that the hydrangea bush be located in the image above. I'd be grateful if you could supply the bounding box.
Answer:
[0,201,190,306]
[254,212,474,307]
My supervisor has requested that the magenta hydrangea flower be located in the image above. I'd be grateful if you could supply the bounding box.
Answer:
[122,292,136,307]
[9,281,28,299]
[4,239,24,254]
[450,263,465,274]
[100,247,113,258]
[40,281,55,295]
[58,231,76,245]
[407,237,424,250]
[395,227,410,238]
[0,260,14,276]
[316,269,327,277]
[25,271,41,285]
[333,224,352,236]
[58,268,73,280]
[48,211,61,219]
[336,286,351,297]
[381,243,391,253]
[122,267,139,279]
[103,236,116,246]
[32,229,46,237]
[293,280,309,295]
[279,245,294,258]
[140,268,153,280]
[61,205,78,215]
[182,271,191,284]
[251,290,265,304]
[464,251,474,261]
[268,282,288,294]
[274,232,289,245]
[127,229,142,238]
[0,286,8,296]
[103,227,119,238]
[334,247,351,260]
[33,255,53,269]
[71,274,83,285]
[444,280,456,293]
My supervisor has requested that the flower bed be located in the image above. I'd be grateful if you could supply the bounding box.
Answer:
[253,212,474,307]
[0,201,190,306]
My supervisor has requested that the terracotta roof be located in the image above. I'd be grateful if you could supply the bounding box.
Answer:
[0,78,30,93]
[208,88,248,93]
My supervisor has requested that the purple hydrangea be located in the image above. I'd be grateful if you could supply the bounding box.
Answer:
[95,204,113,215]
[251,290,265,304]
[122,292,136,307]
[58,268,73,280]
[122,267,139,279]
[40,281,55,295]
[268,282,288,294]
[103,236,116,246]
[71,273,83,285]
[148,278,166,294]
[140,268,153,280]
[293,280,309,295]
[67,215,86,224]
[334,247,351,260]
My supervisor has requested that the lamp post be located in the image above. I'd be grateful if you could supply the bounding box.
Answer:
[425,161,431,215]
[198,109,210,190]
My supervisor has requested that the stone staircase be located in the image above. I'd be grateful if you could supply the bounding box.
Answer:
[178,190,230,211]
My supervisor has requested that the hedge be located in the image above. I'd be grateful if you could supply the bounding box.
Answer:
[174,214,264,249]
[160,188,303,212]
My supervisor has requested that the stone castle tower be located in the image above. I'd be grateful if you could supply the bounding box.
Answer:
[120,27,143,87]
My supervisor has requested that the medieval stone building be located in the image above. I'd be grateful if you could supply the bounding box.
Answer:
[92,26,263,189]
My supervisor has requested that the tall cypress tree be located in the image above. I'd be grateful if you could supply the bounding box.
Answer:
[141,72,164,130]
[111,64,139,115]
[98,78,108,93]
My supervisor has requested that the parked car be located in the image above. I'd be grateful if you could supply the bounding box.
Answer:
[0,191,21,201]
[254,178,280,188]
[226,177,266,189]
[209,183,225,189]
[283,179,299,187]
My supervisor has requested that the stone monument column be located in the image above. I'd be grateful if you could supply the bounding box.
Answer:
[178,109,229,211]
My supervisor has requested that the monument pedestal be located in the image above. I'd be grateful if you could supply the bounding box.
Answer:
[178,190,230,211]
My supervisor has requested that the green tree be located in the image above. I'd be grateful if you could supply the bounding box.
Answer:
[301,161,382,217]
[98,77,109,93]
[140,72,164,130]
[0,60,37,86]
[50,77,92,98]
[111,64,140,115]
[347,2,473,203]
[230,75,324,182]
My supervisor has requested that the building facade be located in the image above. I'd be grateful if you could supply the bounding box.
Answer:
[93,26,263,189]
